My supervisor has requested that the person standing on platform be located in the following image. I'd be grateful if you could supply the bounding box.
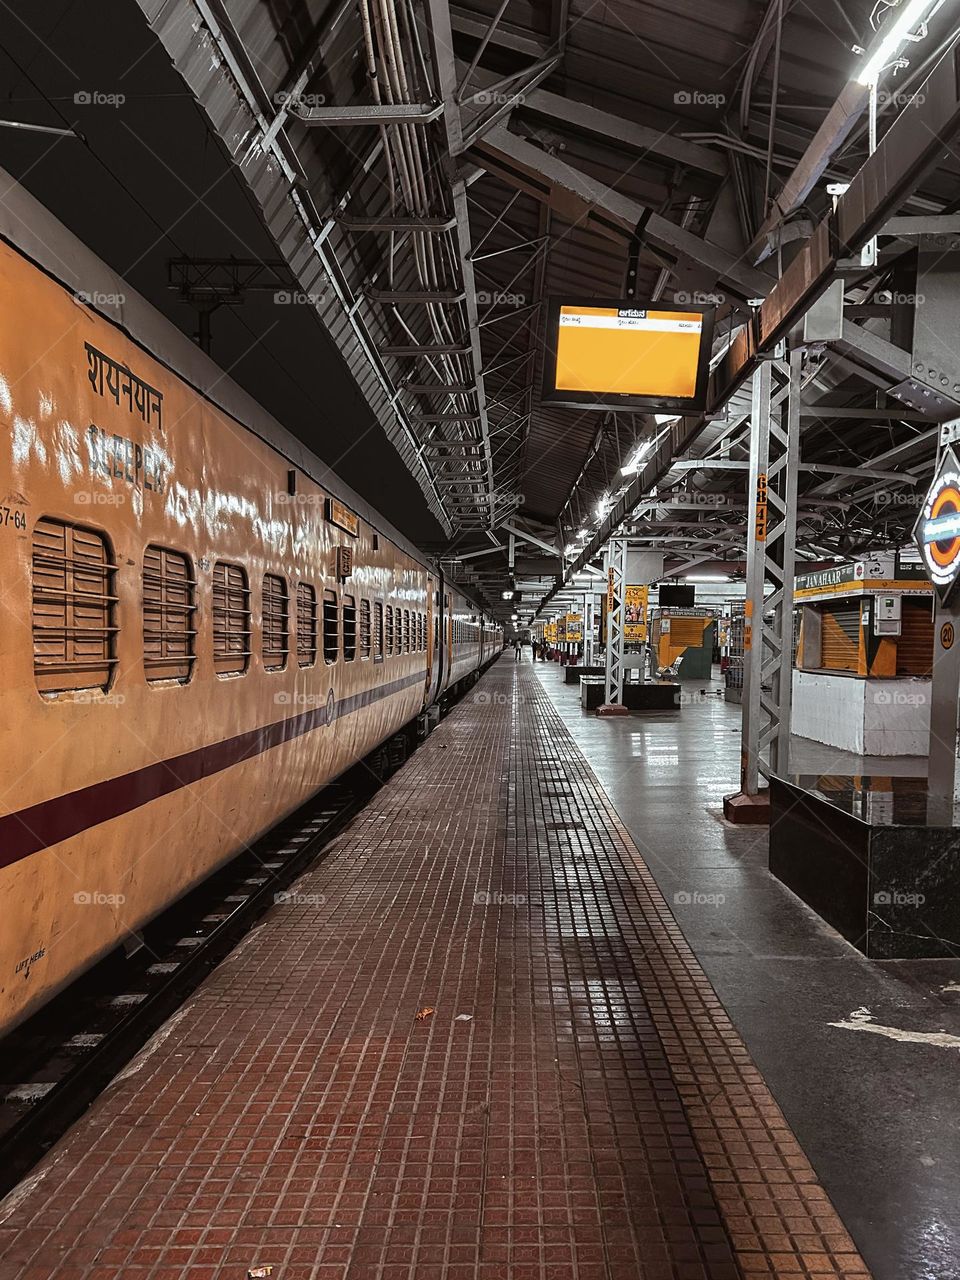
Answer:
[514,637,523,662]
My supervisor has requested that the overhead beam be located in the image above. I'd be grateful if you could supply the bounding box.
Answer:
[469,123,772,299]
[450,6,546,59]
[291,103,443,125]
[716,42,960,406]
[519,87,727,177]
[501,521,559,555]
[748,81,869,263]
[424,0,498,524]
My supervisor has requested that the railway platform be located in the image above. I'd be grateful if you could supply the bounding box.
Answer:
[0,656,870,1280]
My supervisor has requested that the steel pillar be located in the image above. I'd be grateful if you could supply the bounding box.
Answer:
[726,349,801,821]
[583,591,596,666]
[603,538,628,707]
[928,595,960,821]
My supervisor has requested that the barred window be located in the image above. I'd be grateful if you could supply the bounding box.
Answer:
[32,517,118,694]
[374,601,384,661]
[261,574,288,671]
[343,594,357,662]
[297,582,317,668]
[359,599,371,659]
[386,604,395,654]
[323,589,339,664]
[403,608,410,653]
[143,544,196,683]
[419,612,425,651]
[213,561,251,676]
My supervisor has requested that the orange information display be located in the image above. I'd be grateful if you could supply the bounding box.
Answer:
[543,298,714,412]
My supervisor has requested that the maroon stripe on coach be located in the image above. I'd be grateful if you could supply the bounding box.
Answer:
[0,671,425,870]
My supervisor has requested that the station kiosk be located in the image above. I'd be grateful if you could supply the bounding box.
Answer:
[791,555,933,756]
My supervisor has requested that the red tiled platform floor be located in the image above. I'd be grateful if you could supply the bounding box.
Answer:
[0,658,871,1280]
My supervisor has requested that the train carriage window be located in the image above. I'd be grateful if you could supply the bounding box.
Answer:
[402,608,410,653]
[421,613,426,651]
[212,561,251,676]
[374,601,384,662]
[32,517,118,694]
[322,589,339,664]
[262,574,289,671]
[297,583,317,668]
[343,594,357,662]
[386,605,395,655]
[359,599,371,659]
[143,544,196,684]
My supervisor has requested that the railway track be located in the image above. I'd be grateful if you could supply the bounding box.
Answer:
[0,720,437,1199]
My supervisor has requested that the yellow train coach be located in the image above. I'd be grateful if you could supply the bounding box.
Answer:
[0,173,501,1037]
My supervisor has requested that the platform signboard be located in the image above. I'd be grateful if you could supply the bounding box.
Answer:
[624,585,649,642]
[914,445,960,601]
[565,613,583,643]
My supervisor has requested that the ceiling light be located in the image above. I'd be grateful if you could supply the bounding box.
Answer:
[684,574,730,582]
[621,439,654,476]
[856,0,942,85]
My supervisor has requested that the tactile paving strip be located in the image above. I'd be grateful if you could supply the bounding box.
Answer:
[0,659,871,1280]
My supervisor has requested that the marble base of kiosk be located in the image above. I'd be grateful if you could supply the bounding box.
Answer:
[564,665,605,685]
[769,775,960,958]
[792,670,930,757]
[580,677,681,712]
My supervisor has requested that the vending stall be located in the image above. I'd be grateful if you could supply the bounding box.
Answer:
[792,557,933,756]
[649,608,716,679]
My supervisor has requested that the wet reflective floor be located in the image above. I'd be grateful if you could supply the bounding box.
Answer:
[534,659,960,1280]
[0,657,942,1278]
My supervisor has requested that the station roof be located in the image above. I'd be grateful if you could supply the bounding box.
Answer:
[2,0,959,617]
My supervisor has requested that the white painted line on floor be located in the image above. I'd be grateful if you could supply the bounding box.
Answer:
[828,1006,960,1050]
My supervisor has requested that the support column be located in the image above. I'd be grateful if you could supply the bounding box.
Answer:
[600,537,630,715]
[583,591,596,666]
[725,348,802,823]
[928,598,960,822]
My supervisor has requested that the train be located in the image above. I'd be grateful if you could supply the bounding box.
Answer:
[0,169,502,1038]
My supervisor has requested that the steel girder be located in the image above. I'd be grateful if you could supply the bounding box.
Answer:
[547,38,960,605]
[469,123,772,301]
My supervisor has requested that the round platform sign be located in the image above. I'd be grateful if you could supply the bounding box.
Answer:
[914,445,960,600]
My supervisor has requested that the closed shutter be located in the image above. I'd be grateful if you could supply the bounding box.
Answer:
[262,574,289,670]
[32,517,118,694]
[898,600,934,676]
[297,583,317,668]
[670,617,707,648]
[143,544,196,683]
[212,561,251,675]
[821,602,861,672]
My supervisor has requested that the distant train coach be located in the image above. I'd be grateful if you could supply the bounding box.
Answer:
[0,208,501,1036]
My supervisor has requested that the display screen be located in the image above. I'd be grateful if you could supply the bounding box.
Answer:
[659,584,696,607]
[542,298,715,412]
